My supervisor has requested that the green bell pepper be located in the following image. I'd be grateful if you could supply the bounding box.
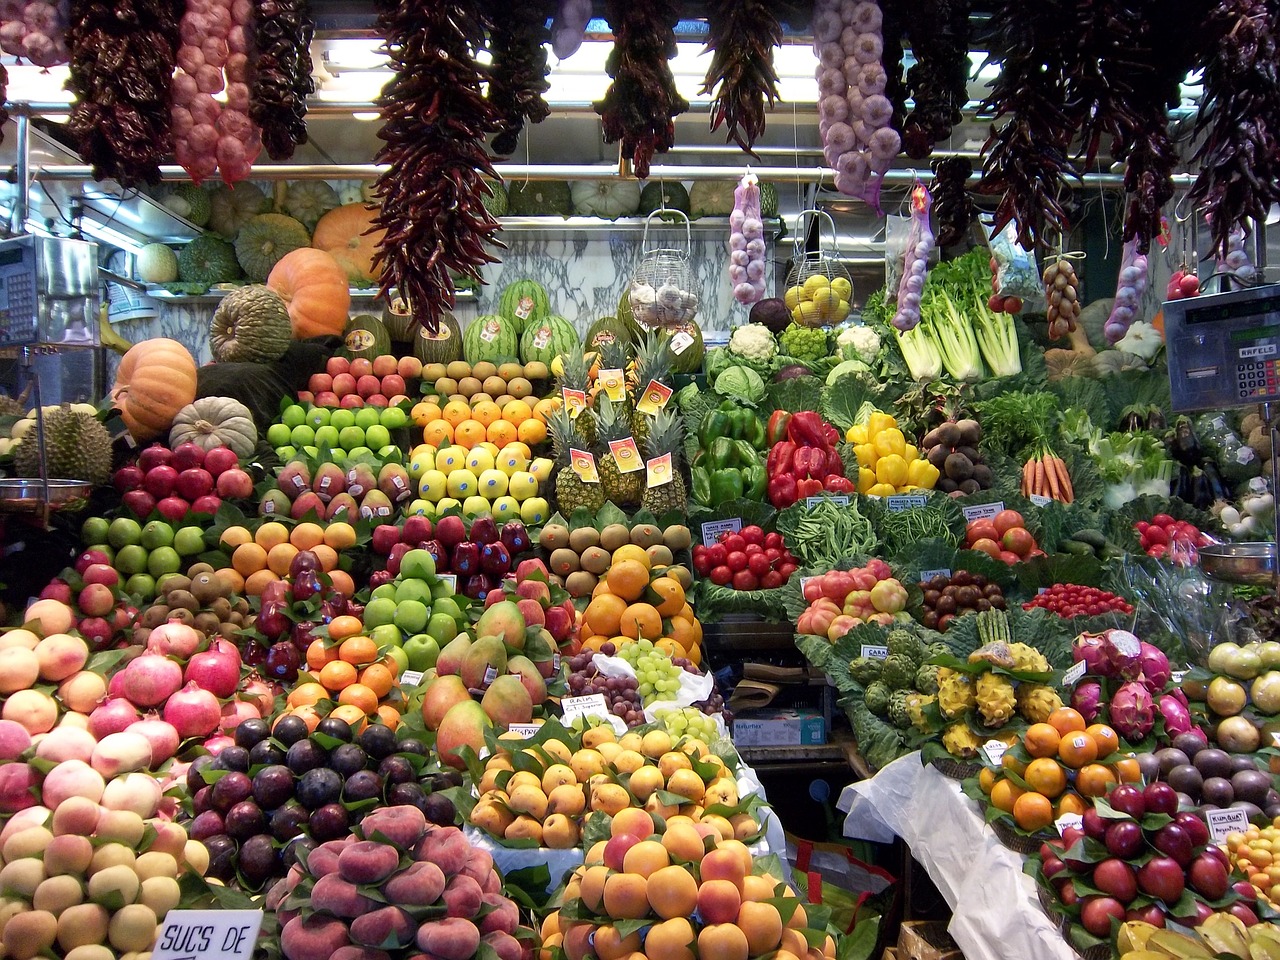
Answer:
[731,438,760,469]
[709,468,745,504]
[705,436,741,470]
[742,463,767,500]
[697,403,735,450]
[691,466,711,506]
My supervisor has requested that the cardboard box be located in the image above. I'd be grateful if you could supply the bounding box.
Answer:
[897,921,962,960]
[732,709,826,746]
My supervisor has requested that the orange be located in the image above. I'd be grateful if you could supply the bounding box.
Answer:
[517,419,547,445]
[219,525,253,550]
[442,400,472,427]
[328,703,368,731]
[339,683,380,714]
[1023,723,1061,759]
[232,542,268,576]
[255,521,290,550]
[266,542,299,577]
[328,569,355,597]
[649,577,685,617]
[290,522,326,550]
[1076,763,1117,798]
[339,636,379,666]
[667,618,697,653]
[423,421,454,447]
[287,682,328,708]
[581,634,612,653]
[328,615,364,641]
[619,603,663,641]
[611,544,651,568]
[1113,757,1143,784]
[978,768,997,794]
[218,568,245,595]
[319,660,358,692]
[606,560,650,601]
[685,643,701,668]
[376,705,401,730]
[584,594,627,637]
[280,705,321,733]
[1057,731,1098,769]
[1085,724,1120,758]
[243,569,280,596]
[360,663,395,699]
[487,420,518,447]
[307,640,339,671]
[1013,792,1055,832]
[1024,758,1067,798]
[533,398,559,422]
[323,521,357,550]
[411,401,441,426]
[1002,752,1027,777]
[311,544,339,572]
[502,399,532,425]
[591,580,612,598]
[656,638,684,659]
[454,419,486,449]
[472,400,501,427]
[989,779,1024,814]
[675,603,696,623]
[1056,792,1087,818]
[1047,707,1087,736]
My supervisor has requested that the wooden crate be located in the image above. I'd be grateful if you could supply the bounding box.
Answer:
[897,921,963,960]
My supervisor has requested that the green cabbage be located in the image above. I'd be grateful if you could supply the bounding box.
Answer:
[713,365,766,403]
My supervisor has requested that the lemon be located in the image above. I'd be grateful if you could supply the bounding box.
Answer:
[831,277,853,301]
[810,288,839,315]
[802,274,831,297]
[832,299,851,323]
[796,301,820,325]
[783,286,802,310]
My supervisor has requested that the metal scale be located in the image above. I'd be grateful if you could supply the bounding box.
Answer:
[1164,282,1280,589]
[0,234,100,521]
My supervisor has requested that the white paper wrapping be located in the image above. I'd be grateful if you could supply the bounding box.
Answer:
[836,753,1076,960]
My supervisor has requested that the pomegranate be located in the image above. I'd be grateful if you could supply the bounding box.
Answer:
[120,654,184,707]
[87,697,142,739]
[164,682,222,738]
[183,639,241,698]
[146,620,202,659]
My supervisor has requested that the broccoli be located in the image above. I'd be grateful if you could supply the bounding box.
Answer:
[779,323,829,363]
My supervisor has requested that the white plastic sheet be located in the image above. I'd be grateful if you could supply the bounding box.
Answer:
[836,753,1077,960]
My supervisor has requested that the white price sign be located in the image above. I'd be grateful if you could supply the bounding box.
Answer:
[886,495,928,512]
[1062,661,1087,686]
[1206,807,1251,842]
[1054,813,1084,835]
[153,911,264,960]
[860,645,889,660]
[962,502,1005,523]
[437,574,457,590]
[981,740,1008,766]
[700,518,742,545]
[507,724,542,739]
[921,569,952,581]
[1029,494,1053,507]
[560,694,611,724]
[399,670,425,687]
[807,495,850,508]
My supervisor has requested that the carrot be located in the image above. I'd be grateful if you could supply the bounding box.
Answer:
[1034,457,1047,498]
[1043,454,1061,500]
[1054,456,1075,503]
[1022,459,1034,495]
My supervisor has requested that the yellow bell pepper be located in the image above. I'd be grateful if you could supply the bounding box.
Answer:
[908,459,940,489]
[854,443,878,468]
[867,482,897,497]
[846,424,868,444]
[876,453,909,487]
[903,442,918,462]
[857,468,875,494]
[873,428,906,460]
[866,411,897,436]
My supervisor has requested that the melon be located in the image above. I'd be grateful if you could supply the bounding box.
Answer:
[507,181,572,218]
[136,244,179,284]
[519,314,579,366]
[664,322,704,375]
[688,181,736,218]
[413,310,463,365]
[638,181,691,218]
[497,279,550,335]
[759,182,779,218]
[583,315,632,354]
[462,314,520,365]
[381,296,414,341]
[341,315,392,361]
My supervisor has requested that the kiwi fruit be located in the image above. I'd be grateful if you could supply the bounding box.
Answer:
[482,376,506,397]
[568,526,601,553]
[208,597,232,621]
[549,548,581,576]
[565,571,598,598]
[233,597,250,616]
[187,563,215,578]
[548,574,565,589]
[167,608,196,627]
[507,378,533,399]
[458,377,482,397]
[160,574,191,594]
[217,623,239,641]
[496,362,523,381]
[539,524,570,551]
[645,545,673,568]
[190,573,221,605]
[662,524,691,551]
[140,606,170,629]
[167,590,199,613]
[599,523,631,553]
[131,627,151,646]
[579,546,611,575]
[494,395,514,408]
[193,612,221,636]
[470,393,492,405]
[629,524,662,548]
[435,377,458,396]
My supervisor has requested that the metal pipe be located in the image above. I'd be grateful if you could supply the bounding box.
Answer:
[12,105,30,235]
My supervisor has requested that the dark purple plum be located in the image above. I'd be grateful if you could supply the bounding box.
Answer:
[249,740,287,767]
[238,833,280,887]
[286,739,328,776]
[387,782,428,812]
[378,756,415,785]
[270,802,310,842]
[396,739,428,757]
[211,772,254,813]
[342,770,383,803]
[252,765,296,810]
[225,800,268,842]
[272,714,309,746]
[217,746,250,773]
[186,755,217,793]
[203,834,237,882]
[188,810,225,842]
[308,803,350,842]
[297,768,342,810]
[359,724,396,759]
[235,718,271,750]
[316,717,354,743]
[329,743,368,778]
[422,793,456,826]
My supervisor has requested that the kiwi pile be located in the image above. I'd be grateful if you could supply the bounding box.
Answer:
[537,520,693,599]
[920,418,993,495]
[421,360,550,407]
[131,566,250,646]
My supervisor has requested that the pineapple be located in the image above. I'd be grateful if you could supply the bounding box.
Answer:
[628,330,673,447]
[640,406,686,516]
[547,406,605,515]
[592,336,631,409]
[554,350,596,446]
[595,395,643,507]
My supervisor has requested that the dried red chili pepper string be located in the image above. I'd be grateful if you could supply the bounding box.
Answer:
[249,0,315,160]
[901,0,971,160]
[483,0,554,156]
[700,0,783,155]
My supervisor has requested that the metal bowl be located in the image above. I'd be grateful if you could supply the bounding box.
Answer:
[1198,542,1277,585]
[0,478,93,512]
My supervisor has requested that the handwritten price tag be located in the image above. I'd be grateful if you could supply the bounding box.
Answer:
[1062,661,1087,686]
[962,502,1005,523]
[1054,813,1084,835]
[981,740,1008,766]
[921,568,952,581]
[860,645,889,660]
[561,694,611,724]
[701,518,741,544]
[153,911,264,960]
[1029,494,1052,507]
[1206,807,1250,842]
[507,724,542,739]
[887,495,928,512]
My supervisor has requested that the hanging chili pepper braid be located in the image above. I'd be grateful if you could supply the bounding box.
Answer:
[1189,0,1280,258]
[699,0,783,155]
[594,0,688,179]
[901,0,971,159]
[484,0,554,155]
[372,0,504,335]
[929,155,976,248]
[249,0,315,160]
[879,1,909,134]
[65,0,181,186]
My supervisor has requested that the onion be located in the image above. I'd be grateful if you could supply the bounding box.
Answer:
[88,697,142,739]
[164,682,222,738]
[127,717,181,765]
[146,620,201,660]
[119,654,183,708]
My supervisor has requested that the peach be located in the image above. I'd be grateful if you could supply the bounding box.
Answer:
[697,878,742,925]
[787,902,809,930]
[361,806,427,850]
[338,841,400,884]
[658,751,692,779]
[742,874,778,902]
[700,847,746,891]
[603,833,643,871]
[538,932,564,960]
[627,766,665,802]
[569,748,606,782]
[481,931,521,960]
[584,840,608,865]
[561,923,593,960]
[414,825,470,877]
[56,903,108,952]
[458,848,494,886]
[470,799,514,837]
[546,784,585,816]
[592,925,641,960]
[646,863,698,919]
[621,839,669,878]
[415,917,479,960]
[442,873,483,919]
[579,864,610,912]
[697,922,750,960]
[541,763,576,793]
[643,792,679,820]
[645,918,696,960]
[3,689,56,735]
[478,893,519,936]
[383,860,446,906]
[350,906,415,949]
[23,599,75,636]
[717,838,754,875]
[280,915,350,960]
[730,813,760,840]
[311,874,380,918]
[610,807,655,840]
[602,872,649,919]
[0,629,39,650]
[332,949,391,960]
[661,822,706,863]
[479,867,501,895]
[582,726,616,749]
[305,838,351,877]
[665,768,706,803]
[738,900,784,955]
[50,797,99,837]
[590,782,630,816]
[34,634,89,683]
[543,814,579,849]
[44,834,94,876]
[6,909,58,960]
[506,784,547,819]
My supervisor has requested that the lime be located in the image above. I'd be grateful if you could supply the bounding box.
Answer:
[281,405,307,429]
[81,516,110,545]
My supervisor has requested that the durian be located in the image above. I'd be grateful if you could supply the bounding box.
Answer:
[14,404,113,484]
[0,395,23,418]
[975,672,1017,727]
[1016,683,1063,723]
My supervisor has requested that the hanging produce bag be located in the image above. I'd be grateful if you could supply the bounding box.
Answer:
[783,209,853,328]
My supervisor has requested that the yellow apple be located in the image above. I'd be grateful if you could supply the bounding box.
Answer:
[418,470,448,501]
[520,497,550,525]
[508,471,538,501]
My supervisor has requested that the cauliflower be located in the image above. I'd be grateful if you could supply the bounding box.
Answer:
[1115,320,1162,361]
[728,323,777,363]
[779,323,829,363]
[837,324,881,363]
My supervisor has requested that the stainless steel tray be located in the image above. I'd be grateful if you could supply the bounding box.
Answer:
[1198,542,1277,585]
[0,478,92,512]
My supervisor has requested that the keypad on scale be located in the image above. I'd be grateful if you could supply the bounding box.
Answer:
[1237,360,1279,399]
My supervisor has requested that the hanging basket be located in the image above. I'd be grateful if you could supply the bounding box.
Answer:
[784,209,852,328]
[628,210,699,331]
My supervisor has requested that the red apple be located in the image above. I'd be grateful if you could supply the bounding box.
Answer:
[366,394,389,408]
[296,391,315,404]
[371,525,402,555]
[332,373,357,396]
[142,464,178,499]
[326,356,350,377]
[82,563,120,588]
[121,489,157,517]
[350,358,373,378]
[315,392,340,408]
[191,494,222,515]
[39,580,73,603]
[386,542,412,577]
[380,374,406,397]
[356,375,382,399]
[156,496,190,522]
[170,442,206,471]
[339,394,364,409]
[112,464,144,493]
[77,616,113,648]
[203,447,240,477]
[309,373,334,394]
[402,515,433,543]
[1080,897,1126,937]
[175,468,214,501]
[216,468,254,499]
[137,445,172,472]
[78,582,115,618]
[74,550,111,574]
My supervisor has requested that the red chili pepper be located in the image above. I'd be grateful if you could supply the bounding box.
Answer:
[766,410,792,447]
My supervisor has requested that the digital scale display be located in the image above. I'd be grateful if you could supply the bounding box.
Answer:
[1164,283,1280,412]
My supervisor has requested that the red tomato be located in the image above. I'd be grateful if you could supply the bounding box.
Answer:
[692,552,713,576]
[1151,513,1175,528]
[1003,527,1036,557]
[744,543,764,555]
[967,520,999,545]
[993,510,1026,536]
[732,570,759,591]
[970,537,1002,559]
[761,570,785,589]
[998,550,1021,565]
[778,562,798,579]
[740,525,765,546]
[1144,525,1169,546]
[706,543,727,566]
[725,551,749,572]
[710,565,733,585]
[764,532,784,550]
[747,552,772,577]
[764,547,782,563]
[721,533,746,554]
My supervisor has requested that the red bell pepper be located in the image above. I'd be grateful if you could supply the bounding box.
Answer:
[767,440,796,476]
[766,410,792,447]
[768,473,798,507]
[793,446,828,480]
[823,423,840,446]
[824,475,855,493]
[825,447,845,477]
[787,411,831,449]
[796,478,824,498]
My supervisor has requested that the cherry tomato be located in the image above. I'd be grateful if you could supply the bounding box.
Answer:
[740,525,765,546]
[747,553,772,577]
[721,533,746,554]
[710,565,733,585]
[764,532,785,550]
[725,551,749,572]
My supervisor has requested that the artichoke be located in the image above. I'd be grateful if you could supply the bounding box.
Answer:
[881,654,917,690]
[888,691,912,730]
[850,656,884,686]
[915,663,940,695]
[864,681,892,717]
[886,628,923,663]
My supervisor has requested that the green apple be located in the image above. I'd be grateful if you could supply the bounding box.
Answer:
[337,426,365,451]
[108,516,142,549]
[377,445,399,459]
[275,445,297,460]
[371,584,397,602]
[306,406,331,429]
[347,446,373,459]
[81,516,110,545]
[354,407,381,431]
[519,496,550,526]
[425,612,459,647]
[86,543,114,563]
[314,425,341,449]
[173,526,206,556]
[394,578,433,604]
[140,520,175,551]
[147,546,181,577]
[383,644,409,674]
[267,423,292,447]
[290,424,316,448]
[431,578,458,601]
[393,599,429,634]
[364,596,398,628]
[368,623,403,650]
[490,495,520,522]
[400,549,436,581]
[281,404,307,428]
[364,424,391,450]
[380,406,408,430]
[125,572,156,600]
[329,408,356,431]
[404,634,441,671]
[432,597,463,621]
[114,544,149,576]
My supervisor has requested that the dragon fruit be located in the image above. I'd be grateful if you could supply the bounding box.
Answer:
[1071,680,1103,723]
[1073,632,1110,676]
[1102,629,1143,680]
[1156,693,1193,736]
[1136,642,1172,693]
[1110,680,1155,742]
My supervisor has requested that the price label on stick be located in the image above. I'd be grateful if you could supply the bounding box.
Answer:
[561,694,611,724]
[962,502,1005,523]
[701,518,741,544]
[153,910,264,960]
[921,569,952,581]
[399,670,425,687]
[437,574,457,591]
[1029,494,1052,507]
[860,645,889,660]
[807,495,850,508]
[1054,813,1084,836]
[981,740,1008,766]
[1206,807,1251,842]
[1062,661,1087,686]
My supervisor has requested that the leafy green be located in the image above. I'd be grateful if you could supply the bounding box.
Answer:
[713,365,767,404]
[820,374,884,431]
[872,494,965,559]
[1050,377,1110,429]
[973,390,1060,459]
[695,582,790,622]
[764,376,825,417]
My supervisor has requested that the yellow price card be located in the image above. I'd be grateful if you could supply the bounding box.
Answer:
[570,448,600,483]
[598,368,626,402]
[635,379,673,416]
[607,436,644,473]
[646,453,672,487]
[561,387,587,419]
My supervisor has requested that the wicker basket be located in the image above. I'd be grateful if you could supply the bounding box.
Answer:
[897,921,962,960]
[1035,884,1068,934]
[929,756,982,780]
[991,817,1053,855]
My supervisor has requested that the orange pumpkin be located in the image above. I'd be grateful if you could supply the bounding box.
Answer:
[110,338,198,440]
[311,203,384,283]
[266,248,351,339]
